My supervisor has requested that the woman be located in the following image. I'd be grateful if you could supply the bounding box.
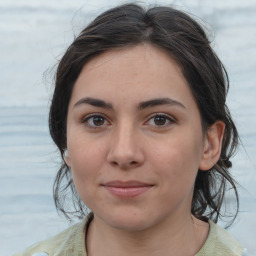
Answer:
[15,3,247,256]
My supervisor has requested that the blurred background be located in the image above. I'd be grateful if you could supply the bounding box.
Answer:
[0,0,255,255]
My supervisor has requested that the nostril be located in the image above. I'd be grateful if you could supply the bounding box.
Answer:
[112,161,119,166]
[110,160,139,169]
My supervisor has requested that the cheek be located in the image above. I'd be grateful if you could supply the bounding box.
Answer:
[68,137,107,187]
[151,133,202,188]
[69,149,104,206]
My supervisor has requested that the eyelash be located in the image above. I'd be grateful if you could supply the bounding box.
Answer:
[82,113,110,129]
[81,113,175,130]
[145,113,175,129]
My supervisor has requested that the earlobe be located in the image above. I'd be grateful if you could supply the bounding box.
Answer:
[64,149,71,167]
[199,121,225,171]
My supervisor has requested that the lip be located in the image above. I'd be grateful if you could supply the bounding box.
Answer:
[102,180,153,198]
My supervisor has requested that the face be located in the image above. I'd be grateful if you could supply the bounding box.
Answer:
[66,44,210,231]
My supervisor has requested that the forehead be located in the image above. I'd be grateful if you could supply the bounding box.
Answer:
[69,44,196,110]
[80,44,184,84]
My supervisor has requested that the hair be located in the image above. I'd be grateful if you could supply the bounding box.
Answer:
[49,3,239,225]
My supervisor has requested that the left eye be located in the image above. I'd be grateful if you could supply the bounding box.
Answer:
[146,114,174,127]
[83,115,109,128]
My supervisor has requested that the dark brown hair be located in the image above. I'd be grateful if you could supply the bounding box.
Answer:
[49,3,239,225]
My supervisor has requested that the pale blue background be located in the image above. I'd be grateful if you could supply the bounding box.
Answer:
[0,0,255,255]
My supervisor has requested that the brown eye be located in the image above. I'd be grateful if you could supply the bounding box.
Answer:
[154,116,168,126]
[92,116,105,126]
[83,114,109,129]
[145,113,175,129]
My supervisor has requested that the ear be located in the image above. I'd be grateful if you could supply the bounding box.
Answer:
[199,121,225,171]
[64,149,71,167]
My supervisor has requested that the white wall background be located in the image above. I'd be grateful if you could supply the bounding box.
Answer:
[0,0,255,255]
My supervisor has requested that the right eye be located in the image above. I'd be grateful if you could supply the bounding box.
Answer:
[82,114,110,129]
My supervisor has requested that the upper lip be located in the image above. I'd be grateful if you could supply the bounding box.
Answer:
[103,180,153,188]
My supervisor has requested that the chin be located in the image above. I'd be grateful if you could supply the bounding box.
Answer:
[110,219,151,232]
[97,209,158,232]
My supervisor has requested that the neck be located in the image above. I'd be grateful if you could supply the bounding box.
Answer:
[86,213,209,256]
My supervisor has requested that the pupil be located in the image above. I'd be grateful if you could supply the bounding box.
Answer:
[154,116,166,125]
[93,116,104,126]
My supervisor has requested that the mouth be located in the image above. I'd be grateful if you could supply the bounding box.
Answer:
[102,180,154,198]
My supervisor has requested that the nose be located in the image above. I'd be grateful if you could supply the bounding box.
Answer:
[107,123,145,170]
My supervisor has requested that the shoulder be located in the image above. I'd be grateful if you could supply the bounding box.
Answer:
[13,214,92,256]
[13,222,83,256]
[196,220,244,256]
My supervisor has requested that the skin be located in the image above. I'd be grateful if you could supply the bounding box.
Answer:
[65,44,225,256]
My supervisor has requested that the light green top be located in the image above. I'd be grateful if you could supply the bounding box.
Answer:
[14,214,244,256]
[195,220,243,256]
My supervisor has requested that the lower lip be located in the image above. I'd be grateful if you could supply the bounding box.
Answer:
[103,186,152,198]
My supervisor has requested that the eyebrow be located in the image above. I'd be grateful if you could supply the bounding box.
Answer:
[138,98,186,110]
[74,97,113,109]
[73,97,185,110]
